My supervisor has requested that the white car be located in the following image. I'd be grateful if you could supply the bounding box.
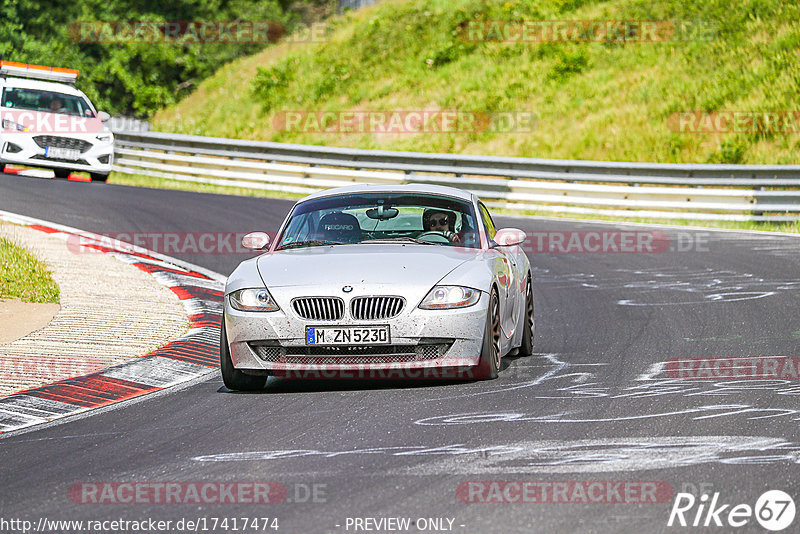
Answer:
[221,183,534,390]
[0,61,114,181]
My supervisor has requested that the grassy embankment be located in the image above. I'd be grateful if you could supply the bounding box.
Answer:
[111,0,800,232]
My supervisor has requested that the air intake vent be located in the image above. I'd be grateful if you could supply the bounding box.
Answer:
[250,344,286,362]
[32,136,92,153]
[292,297,345,321]
[350,296,404,320]
[282,342,453,364]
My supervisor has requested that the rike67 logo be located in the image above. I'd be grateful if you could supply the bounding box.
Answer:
[668,490,795,531]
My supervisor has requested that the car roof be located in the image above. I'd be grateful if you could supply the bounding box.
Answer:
[0,76,86,97]
[298,183,476,204]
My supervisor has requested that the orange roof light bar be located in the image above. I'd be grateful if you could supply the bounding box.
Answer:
[0,61,79,83]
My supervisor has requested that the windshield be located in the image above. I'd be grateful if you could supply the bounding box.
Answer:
[277,192,481,250]
[1,87,95,117]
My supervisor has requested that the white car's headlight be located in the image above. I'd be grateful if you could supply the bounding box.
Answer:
[96,133,114,143]
[419,285,481,309]
[2,119,28,132]
[229,288,279,312]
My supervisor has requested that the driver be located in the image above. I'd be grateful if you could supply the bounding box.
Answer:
[422,208,460,243]
[48,97,68,114]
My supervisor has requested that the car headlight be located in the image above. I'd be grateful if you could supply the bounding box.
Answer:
[419,285,481,309]
[2,119,28,132]
[96,133,114,143]
[228,288,280,312]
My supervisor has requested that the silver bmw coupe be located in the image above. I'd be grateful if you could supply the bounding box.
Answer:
[221,184,533,390]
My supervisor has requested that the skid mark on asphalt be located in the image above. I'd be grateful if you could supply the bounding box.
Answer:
[408,350,800,434]
[413,404,800,426]
[396,436,800,474]
[624,360,800,400]
[190,436,800,474]
[419,353,570,402]
[535,266,800,306]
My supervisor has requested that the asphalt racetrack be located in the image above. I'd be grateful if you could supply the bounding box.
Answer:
[2,172,800,533]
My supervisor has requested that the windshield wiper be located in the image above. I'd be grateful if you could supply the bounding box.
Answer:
[278,239,342,250]
[358,237,437,245]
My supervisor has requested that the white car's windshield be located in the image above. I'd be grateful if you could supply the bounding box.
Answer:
[277,193,481,250]
[1,87,95,117]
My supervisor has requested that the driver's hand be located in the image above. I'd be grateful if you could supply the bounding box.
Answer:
[441,231,460,243]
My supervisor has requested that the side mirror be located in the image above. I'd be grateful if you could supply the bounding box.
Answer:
[494,228,526,247]
[97,111,111,122]
[241,232,271,251]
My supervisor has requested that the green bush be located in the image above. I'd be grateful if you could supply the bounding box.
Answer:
[0,0,336,116]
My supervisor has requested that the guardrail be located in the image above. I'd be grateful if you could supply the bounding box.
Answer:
[111,130,800,221]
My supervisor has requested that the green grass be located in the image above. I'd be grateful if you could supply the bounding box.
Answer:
[135,0,800,234]
[0,233,60,303]
[154,0,800,164]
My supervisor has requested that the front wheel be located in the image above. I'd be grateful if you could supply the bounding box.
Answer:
[220,317,267,391]
[519,276,534,357]
[90,172,109,182]
[475,289,501,380]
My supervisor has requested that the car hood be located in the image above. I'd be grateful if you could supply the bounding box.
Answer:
[256,244,474,289]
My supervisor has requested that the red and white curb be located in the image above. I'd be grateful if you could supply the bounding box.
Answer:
[3,166,55,179]
[3,165,93,182]
[0,211,225,433]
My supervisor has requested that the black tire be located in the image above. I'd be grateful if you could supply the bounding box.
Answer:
[53,168,71,179]
[519,275,534,357]
[220,317,267,391]
[476,289,501,380]
[90,172,108,182]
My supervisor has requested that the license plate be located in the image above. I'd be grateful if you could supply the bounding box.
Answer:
[45,146,80,160]
[306,325,390,345]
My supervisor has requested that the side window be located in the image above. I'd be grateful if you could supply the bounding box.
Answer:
[478,202,497,241]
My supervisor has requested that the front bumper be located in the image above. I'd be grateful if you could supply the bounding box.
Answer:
[1,134,113,174]
[224,291,488,378]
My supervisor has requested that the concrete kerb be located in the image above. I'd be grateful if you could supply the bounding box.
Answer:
[0,210,226,433]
